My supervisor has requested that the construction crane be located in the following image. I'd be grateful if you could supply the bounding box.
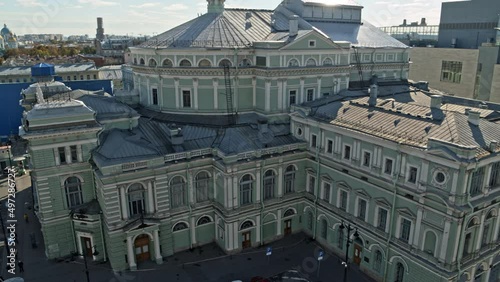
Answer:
[223,64,236,125]
[352,46,364,88]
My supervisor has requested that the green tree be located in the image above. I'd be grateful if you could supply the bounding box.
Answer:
[81,46,96,55]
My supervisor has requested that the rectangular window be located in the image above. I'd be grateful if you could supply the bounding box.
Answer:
[363,54,370,62]
[358,199,367,221]
[400,218,411,243]
[307,89,314,102]
[308,40,316,47]
[378,208,388,231]
[463,233,471,256]
[308,175,316,194]
[470,167,485,196]
[327,140,333,154]
[441,61,462,83]
[256,56,267,67]
[343,145,351,160]
[481,224,490,247]
[384,158,393,175]
[489,162,500,187]
[70,145,78,162]
[323,182,331,202]
[182,90,191,108]
[289,90,297,105]
[311,134,317,148]
[340,190,348,211]
[58,147,66,164]
[363,151,371,167]
[152,88,158,105]
[408,166,418,184]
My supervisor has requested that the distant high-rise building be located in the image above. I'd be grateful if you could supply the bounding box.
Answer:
[95,17,104,55]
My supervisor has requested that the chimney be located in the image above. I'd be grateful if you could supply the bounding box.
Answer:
[490,140,498,152]
[289,15,299,37]
[207,0,225,13]
[369,84,378,107]
[430,95,442,109]
[420,18,427,26]
[403,19,407,26]
[168,126,184,145]
[258,118,269,133]
[468,111,481,126]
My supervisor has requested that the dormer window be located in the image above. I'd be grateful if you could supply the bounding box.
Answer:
[308,40,316,48]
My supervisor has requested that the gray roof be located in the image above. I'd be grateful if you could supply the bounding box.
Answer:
[0,62,96,76]
[98,65,122,80]
[77,95,139,121]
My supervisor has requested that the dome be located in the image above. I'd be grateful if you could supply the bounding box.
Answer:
[1,24,11,37]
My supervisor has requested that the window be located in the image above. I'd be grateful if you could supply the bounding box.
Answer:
[239,58,252,67]
[182,90,191,108]
[357,199,367,221]
[198,59,211,67]
[256,56,267,67]
[339,190,348,211]
[289,90,297,105]
[463,233,472,256]
[387,54,395,61]
[263,170,276,200]
[327,140,333,154]
[284,209,295,217]
[288,59,300,67]
[67,76,71,81]
[152,88,158,105]
[441,61,462,83]
[343,145,351,160]
[162,59,173,67]
[128,183,145,216]
[133,58,138,65]
[240,174,253,205]
[173,222,188,231]
[337,229,344,249]
[65,177,83,208]
[74,75,77,80]
[93,74,97,79]
[377,208,388,232]
[323,182,331,202]
[470,167,485,196]
[363,54,371,62]
[306,89,314,101]
[323,58,333,66]
[306,58,316,66]
[307,175,316,194]
[307,211,313,230]
[363,151,371,167]
[197,216,212,226]
[139,58,145,65]
[195,172,210,202]
[395,263,404,282]
[70,145,78,163]
[80,75,84,80]
[86,75,90,80]
[179,59,192,67]
[320,219,327,239]
[170,176,186,208]
[241,220,254,230]
[308,40,316,47]
[311,134,317,148]
[408,166,418,184]
[374,250,382,272]
[481,224,490,247]
[489,162,500,187]
[400,218,412,243]
[284,165,296,194]
[434,171,446,184]
[58,147,66,164]
[384,158,393,175]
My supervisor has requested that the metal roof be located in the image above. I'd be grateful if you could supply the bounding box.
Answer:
[0,62,96,76]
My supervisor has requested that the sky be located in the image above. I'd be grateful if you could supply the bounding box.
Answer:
[0,0,456,37]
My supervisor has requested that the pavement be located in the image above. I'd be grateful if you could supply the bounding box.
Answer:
[0,172,375,282]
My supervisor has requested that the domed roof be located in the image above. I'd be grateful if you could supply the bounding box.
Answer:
[1,24,11,36]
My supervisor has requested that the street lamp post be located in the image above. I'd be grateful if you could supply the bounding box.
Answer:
[82,245,99,282]
[339,221,359,282]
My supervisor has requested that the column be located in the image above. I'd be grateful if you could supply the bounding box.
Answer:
[193,78,199,110]
[159,75,164,109]
[452,219,463,262]
[54,148,60,165]
[233,222,239,249]
[492,207,500,241]
[153,230,162,264]
[191,216,197,246]
[256,167,261,202]
[412,206,424,247]
[252,77,257,109]
[213,173,217,200]
[127,236,136,270]
[188,171,194,204]
[232,175,238,208]
[317,76,322,99]
[439,218,452,262]
[147,181,155,213]
[277,164,283,197]
[282,79,288,109]
[475,212,487,251]
[146,78,150,104]
[256,215,261,245]
[300,78,305,104]
[265,79,271,112]
[77,145,83,162]
[234,77,239,112]
[277,79,283,111]
[226,177,232,209]
[174,78,180,109]
[120,186,128,220]
[277,209,282,236]
[213,78,219,110]
[65,147,71,164]
[483,164,493,194]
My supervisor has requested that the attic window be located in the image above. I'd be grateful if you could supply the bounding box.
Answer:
[309,40,316,48]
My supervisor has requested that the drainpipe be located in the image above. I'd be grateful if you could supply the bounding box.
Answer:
[99,212,107,262]
[457,162,478,281]
[383,143,402,281]
[260,159,266,246]
[313,126,322,240]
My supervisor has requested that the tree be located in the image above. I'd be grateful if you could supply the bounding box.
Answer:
[81,46,96,55]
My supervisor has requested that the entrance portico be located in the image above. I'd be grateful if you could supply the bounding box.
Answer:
[125,223,162,270]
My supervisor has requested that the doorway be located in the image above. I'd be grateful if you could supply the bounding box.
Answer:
[134,234,151,263]
[284,219,292,236]
[353,244,362,266]
[242,232,251,249]
[81,237,92,257]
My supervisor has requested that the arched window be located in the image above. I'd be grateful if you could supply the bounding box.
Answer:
[283,209,295,217]
[133,58,138,65]
[323,58,333,66]
[320,219,328,239]
[149,59,157,67]
[240,174,253,205]
[239,58,252,67]
[170,176,186,208]
[373,250,383,272]
[288,59,300,67]
[284,165,296,194]
[424,231,437,256]
[139,58,145,65]
[173,222,188,231]
[179,59,192,67]
[196,171,210,202]
[306,58,317,66]
[65,177,83,208]
[263,170,275,200]
[128,183,145,216]
[198,59,212,67]
[337,228,344,249]
[240,220,254,230]
[162,59,173,67]
[395,262,404,282]
[197,216,212,226]
[219,59,232,67]
[307,211,313,231]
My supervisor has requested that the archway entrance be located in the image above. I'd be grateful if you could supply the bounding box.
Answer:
[284,219,292,236]
[353,237,363,266]
[134,234,150,263]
